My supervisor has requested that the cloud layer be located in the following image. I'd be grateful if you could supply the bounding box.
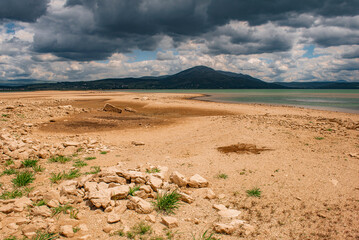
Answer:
[0,0,358,82]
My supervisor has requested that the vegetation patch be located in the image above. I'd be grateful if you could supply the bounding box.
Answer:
[154,190,181,214]
[12,171,35,187]
[246,187,262,198]
[21,159,38,168]
[49,155,72,164]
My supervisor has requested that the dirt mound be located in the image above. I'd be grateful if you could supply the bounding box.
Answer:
[217,143,271,154]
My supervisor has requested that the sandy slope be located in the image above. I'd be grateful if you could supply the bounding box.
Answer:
[0,91,358,240]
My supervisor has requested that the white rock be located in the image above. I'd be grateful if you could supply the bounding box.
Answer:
[126,196,153,214]
[161,216,178,228]
[188,174,209,188]
[107,213,121,223]
[218,209,241,218]
[169,171,187,187]
[213,204,227,211]
[60,225,74,238]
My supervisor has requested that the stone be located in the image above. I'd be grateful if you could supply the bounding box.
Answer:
[110,185,130,200]
[188,174,208,188]
[146,214,156,223]
[78,223,89,232]
[0,204,14,213]
[161,216,178,228]
[88,189,111,208]
[170,171,187,187]
[214,223,235,235]
[124,107,137,113]
[43,190,61,202]
[107,212,122,223]
[147,175,163,192]
[218,209,241,218]
[140,185,152,193]
[47,199,60,208]
[63,146,76,156]
[60,225,74,238]
[102,175,126,184]
[127,196,153,214]
[242,223,255,235]
[103,225,113,233]
[131,141,145,146]
[204,188,216,199]
[213,204,227,211]
[103,103,122,113]
[32,206,52,217]
[63,142,81,147]
[179,192,194,204]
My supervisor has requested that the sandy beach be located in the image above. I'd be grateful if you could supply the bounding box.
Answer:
[0,91,358,240]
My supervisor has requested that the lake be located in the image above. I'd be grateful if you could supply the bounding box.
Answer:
[119,89,359,114]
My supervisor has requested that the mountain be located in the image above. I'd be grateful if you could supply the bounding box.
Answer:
[1,66,358,91]
[1,66,285,90]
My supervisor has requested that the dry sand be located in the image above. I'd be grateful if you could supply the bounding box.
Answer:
[0,90,358,239]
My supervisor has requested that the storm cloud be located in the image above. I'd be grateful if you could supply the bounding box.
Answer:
[0,0,49,22]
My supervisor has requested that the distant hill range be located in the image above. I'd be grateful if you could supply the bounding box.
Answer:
[1,66,358,90]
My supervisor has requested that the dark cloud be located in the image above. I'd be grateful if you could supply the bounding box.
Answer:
[28,0,359,61]
[0,0,49,22]
[342,48,359,59]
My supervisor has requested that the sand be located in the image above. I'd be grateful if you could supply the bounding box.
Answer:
[0,90,358,239]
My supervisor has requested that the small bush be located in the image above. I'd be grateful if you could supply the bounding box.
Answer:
[21,159,38,168]
[12,171,35,187]
[49,155,71,164]
[84,156,96,160]
[154,190,181,214]
[246,187,261,198]
[100,151,107,155]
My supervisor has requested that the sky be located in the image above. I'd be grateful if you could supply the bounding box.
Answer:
[0,0,358,83]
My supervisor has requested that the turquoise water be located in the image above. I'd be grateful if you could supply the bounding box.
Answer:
[119,89,359,113]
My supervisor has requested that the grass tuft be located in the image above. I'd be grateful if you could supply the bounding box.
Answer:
[100,151,107,155]
[85,166,101,175]
[50,173,63,183]
[33,165,45,173]
[52,204,73,216]
[154,190,181,214]
[0,189,23,199]
[84,156,96,160]
[216,173,228,179]
[12,171,35,187]
[49,155,72,164]
[193,230,218,240]
[146,168,161,173]
[315,137,324,140]
[246,187,261,198]
[35,199,47,206]
[21,159,38,168]
[32,231,58,240]
[73,160,88,168]
[2,168,17,175]
[128,185,140,196]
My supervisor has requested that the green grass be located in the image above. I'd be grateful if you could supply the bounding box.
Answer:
[2,168,18,175]
[21,159,38,168]
[146,168,161,173]
[50,173,63,183]
[33,165,45,173]
[128,185,140,196]
[100,151,107,155]
[73,227,80,233]
[2,114,9,117]
[49,155,72,164]
[69,209,79,219]
[85,166,101,175]
[84,156,96,160]
[315,137,324,140]
[32,231,58,240]
[12,171,35,187]
[154,190,181,214]
[131,222,152,235]
[5,159,14,166]
[0,189,23,199]
[73,160,87,168]
[193,230,218,240]
[52,204,73,216]
[216,173,228,179]
[246,187,261,198]
[35,199,47,206]
[50,169,81,183]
